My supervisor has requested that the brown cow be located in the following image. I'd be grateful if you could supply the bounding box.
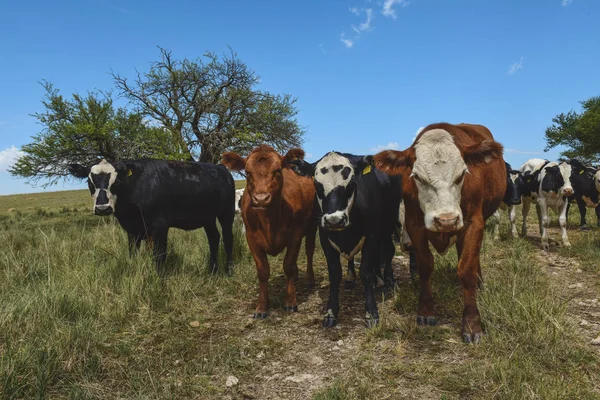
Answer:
[221,145,317,318]
[374,123,506,343]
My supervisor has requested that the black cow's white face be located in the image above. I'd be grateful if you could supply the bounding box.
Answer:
[88,160,119,215]
[314,152,357,230]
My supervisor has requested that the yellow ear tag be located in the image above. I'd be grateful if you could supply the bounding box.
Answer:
[127,169,133,177]
[579,170,584,175]
[362,165,372,175]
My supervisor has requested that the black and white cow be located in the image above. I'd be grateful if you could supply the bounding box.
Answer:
[520,158,573,249]
[291,152,402,328]
[69,159,235,274]
[566,159,600,230]
[492,162,524,239]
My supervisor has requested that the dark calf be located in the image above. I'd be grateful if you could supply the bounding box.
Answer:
[70,159,235,274]
[566,159,600,230]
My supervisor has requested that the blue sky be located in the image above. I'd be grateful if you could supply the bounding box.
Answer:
[1,0,599,195]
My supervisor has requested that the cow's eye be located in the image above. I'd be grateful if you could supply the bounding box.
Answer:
[454,170,467,185]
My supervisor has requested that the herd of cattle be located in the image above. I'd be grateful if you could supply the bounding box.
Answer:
[68,122,600,344]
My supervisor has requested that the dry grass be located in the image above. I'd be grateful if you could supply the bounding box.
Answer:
[0,191,599,399]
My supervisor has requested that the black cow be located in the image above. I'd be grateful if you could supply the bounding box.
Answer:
[492,162,524,239]
[69,159,235,274]
[566,159,600,230]
[291,152,402,328]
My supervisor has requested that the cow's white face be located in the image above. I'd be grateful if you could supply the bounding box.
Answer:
[559,162,574,196]
[412,129,467,232]
[88,159,119,215]
[314,152,356,230]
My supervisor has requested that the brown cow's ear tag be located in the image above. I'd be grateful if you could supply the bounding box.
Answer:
[127,169,133,177]
[362,165,372,175]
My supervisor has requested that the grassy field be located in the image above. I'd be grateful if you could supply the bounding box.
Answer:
[1,189,599,399]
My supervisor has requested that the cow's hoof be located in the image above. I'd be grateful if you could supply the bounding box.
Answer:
[322,316,338,328]
[541,243,549,250]
[253,312,268,319]
[384,277,396,289]
[417,315,437,326]
[462,332,483,344]
[305,280,315,289]
[283,305,298,312]
[563,241,571,248]
[365,314,380,328]
[344,280,355,290]
[580,225,590,231]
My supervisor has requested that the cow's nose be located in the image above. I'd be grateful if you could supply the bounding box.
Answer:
[94,204,113,216]
[323,214,347,230]
[562,188,574,196]
[252,193,272,207]
[433,213,460,231]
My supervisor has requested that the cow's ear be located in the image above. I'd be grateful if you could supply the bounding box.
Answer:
[68,163,90,179]
[356,155,374,175]
[283,148,305,167]
[373,149,414,176]
[221,152,247,171]
[463,140,504,166]
[289,159,316,177]
[117,162,139,178]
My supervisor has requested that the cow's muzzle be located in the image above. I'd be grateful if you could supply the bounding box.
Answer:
[94,204,113,216]
[251,193,272,208]
[562,188,574,196]
[433,213,460,232]
[322,213,348,231]
[509,197,522,206]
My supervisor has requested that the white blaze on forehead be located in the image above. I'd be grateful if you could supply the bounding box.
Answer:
[558,162,573,190]
[89,159,118,211]
[510,173,519,184]
[412,129,467,231]
[314,152,355,196]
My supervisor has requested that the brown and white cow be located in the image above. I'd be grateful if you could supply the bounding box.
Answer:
[374,123,506,343]
[221,145,317,318]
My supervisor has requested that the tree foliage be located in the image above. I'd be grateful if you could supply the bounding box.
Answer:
[545,96,600,162]
[10,82,187,187]
[112,48,304,163]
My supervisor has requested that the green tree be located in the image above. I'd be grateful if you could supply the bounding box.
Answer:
[545,96,600,162]
[112,48,304,163]
[10,81,187,187]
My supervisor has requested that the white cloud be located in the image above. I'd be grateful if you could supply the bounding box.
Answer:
[504,148,542,155]
[0,146,24,173]
[351,8,373,34]
[561,0,573,6]
[349,6,361,15]
[370,142,400,153]
[382,0,410,19]
[413,126,425,142]
[340,32,354,48]
[507,57,524,75]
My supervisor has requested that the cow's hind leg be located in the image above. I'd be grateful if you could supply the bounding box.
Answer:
[304,223,317,287]
[508,206,518,238]
[218,212,235,275]
[538,200,550,249]
[344,259,356,289]
[381,235,396,288]
[360,237,381,328]
[204,219,221,274]
[521,198,530,237]
[282,239,302,312]
[456,218,485,344]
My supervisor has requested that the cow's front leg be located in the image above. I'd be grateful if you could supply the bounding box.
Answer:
[361,236,381,328]
[127,232,142,257]
[407,224,436,325]
[456,217,485,344]
[282,239,301,312]
[575,197,588,230]
[320,230,342,327]
[151,227,169,275]
[345,258,356,289]
[248,241,270,319]
[204,219,221,274]
[508,206,518,238]
[538,199,549,249]
[559,199,571,247]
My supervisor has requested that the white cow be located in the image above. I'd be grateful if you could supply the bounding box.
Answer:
[234,188,245,233]
[520,158,574,249]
